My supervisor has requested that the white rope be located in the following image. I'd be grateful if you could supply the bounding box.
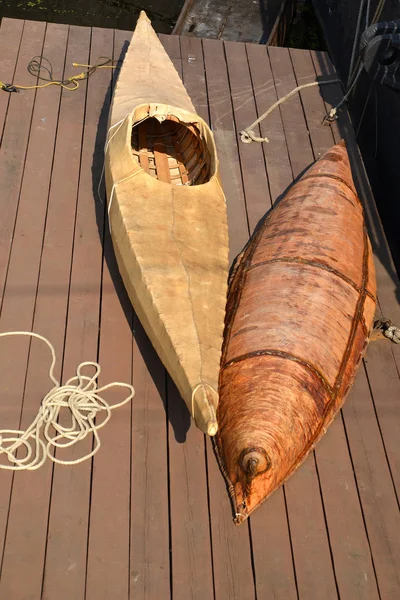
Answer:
[240,79,340,144]
[98,114,149,232]
[326,63,363,122]
[0,331,135,471]
[107,171,141,233]
[97,117,127,204]
[384,325,400,344]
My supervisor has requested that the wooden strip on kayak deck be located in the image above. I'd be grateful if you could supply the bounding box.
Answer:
[0,16,399,600]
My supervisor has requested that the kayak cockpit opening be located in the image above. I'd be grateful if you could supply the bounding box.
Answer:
[131,116,212,186]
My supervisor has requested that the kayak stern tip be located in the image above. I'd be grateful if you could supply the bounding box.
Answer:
[192,383,219,436]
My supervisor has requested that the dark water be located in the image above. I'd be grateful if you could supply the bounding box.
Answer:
[0,0,184,33]
[285,0,326,50]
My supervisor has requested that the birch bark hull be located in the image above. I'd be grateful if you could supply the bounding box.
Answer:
[216,141,377,523]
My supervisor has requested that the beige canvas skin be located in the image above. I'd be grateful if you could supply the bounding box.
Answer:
[105,12,229,435]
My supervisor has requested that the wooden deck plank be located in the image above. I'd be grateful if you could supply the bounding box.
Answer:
[363,340,400,497]
[0,20,46,309]
[201,37,256,600]
[202,38,249,264]
[284,455,339,599]
[289,47,380,600]
[249,491,298,600]
[245,42,293,204]
[312,51,400,502]
[130,315,171,599]
[310,50,400,367]
[225,40,298,600]
[311,53,400,598]
[4,24,90,599]
[161,33,215,600]
[311,49,400,497]
[179,36,209,123]
[84,29,133,600]
[307,49,400,599]
[0,17,47,565]
[344,366,400,598]
[0,23,69,599]
[267,46,314,179]
[0,19,24,140]
[224,40,271,232]
[41,26,114,600]
[267,44,338,600]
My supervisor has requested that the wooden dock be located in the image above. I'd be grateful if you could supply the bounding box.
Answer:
[0,17,399,600]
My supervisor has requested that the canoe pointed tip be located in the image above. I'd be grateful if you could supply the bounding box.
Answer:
[138,10,151,23]
[233,510,248,525]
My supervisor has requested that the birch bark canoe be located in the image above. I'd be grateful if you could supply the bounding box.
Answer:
[215,141,377,522]
[105,12,229,435]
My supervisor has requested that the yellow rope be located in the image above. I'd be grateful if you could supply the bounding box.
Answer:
[0,331,135,470]
[0,57,118,93]
[73,62,117,69]
[0,78,80,92]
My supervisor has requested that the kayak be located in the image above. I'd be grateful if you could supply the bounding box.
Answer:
[105,11,229,435]
[215,141,377,522]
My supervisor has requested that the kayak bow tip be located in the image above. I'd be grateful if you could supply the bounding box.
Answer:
[138,10,151,22]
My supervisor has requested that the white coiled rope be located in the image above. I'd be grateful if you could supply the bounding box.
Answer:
[0,332,135,471]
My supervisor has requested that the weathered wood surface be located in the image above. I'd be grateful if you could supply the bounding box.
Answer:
[0,18,399,600]
[173,0,286,43]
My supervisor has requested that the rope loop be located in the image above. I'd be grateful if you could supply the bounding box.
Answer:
[0,81,19,93]
[0,331,135,470]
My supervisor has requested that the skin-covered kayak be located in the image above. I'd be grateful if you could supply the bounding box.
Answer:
[215,141,377,523]
[105,12,229,435]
